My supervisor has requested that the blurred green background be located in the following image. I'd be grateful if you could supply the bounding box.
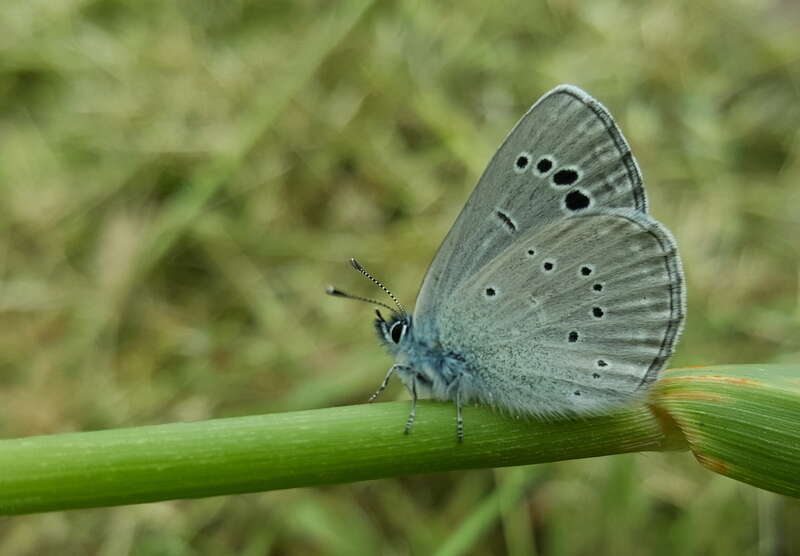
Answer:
[1,0,800,554]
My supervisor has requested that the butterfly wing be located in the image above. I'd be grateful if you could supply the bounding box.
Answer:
[436,208,685,416]
[414,85,648,339]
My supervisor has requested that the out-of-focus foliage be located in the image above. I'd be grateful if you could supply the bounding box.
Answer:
[0,0,798,553]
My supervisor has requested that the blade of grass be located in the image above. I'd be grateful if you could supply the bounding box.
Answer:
[497,466,540,556]
[2,364,798,516]
[434,467,540,556]
[651,364,800,497]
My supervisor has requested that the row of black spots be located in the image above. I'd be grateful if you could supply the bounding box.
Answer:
[582,268,607,295]
[548,163,589,213]
[495,209,517,233]
[514,152,555,176]
[591,360,609,379]
[572,358,611,395]
[512,152,589,213]
[593,359,609,379]
[526,252,599,282]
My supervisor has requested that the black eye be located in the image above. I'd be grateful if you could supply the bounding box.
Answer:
[390,322,405,344]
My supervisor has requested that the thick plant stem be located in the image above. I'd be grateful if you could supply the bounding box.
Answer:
[0,401,683,515]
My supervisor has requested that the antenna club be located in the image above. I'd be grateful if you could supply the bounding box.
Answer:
[326,285,397,313]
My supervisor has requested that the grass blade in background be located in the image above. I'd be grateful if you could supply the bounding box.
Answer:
[136,0,376,277]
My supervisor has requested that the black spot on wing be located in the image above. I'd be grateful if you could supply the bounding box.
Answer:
[568,331,579,343]
[553,168,579,186]
[495,209,517,232]
[565,190,590,211]
[536,157,553,174]
[514,152,531,173]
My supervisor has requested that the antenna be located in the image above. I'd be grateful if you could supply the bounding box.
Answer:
[325,286,397,313]
[349,258,407,315]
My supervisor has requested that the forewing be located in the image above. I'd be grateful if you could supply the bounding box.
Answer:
[436,209,685,416]
[414,85,647,339]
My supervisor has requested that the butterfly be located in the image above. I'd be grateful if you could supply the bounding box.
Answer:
[329,85,686,441]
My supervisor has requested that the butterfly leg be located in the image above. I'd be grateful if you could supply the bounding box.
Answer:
[404,376,418,435]
[456,389,464,443]
[369,364,405,402]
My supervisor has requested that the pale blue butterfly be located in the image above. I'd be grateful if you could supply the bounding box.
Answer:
[329,85,686,441]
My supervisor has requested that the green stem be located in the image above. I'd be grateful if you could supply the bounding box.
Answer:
[0,401,682,515]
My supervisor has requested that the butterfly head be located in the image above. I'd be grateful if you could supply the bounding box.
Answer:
[327,258,411,355]
[373,310,412,354]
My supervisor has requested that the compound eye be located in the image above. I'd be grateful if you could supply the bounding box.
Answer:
[389,321,405,344]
